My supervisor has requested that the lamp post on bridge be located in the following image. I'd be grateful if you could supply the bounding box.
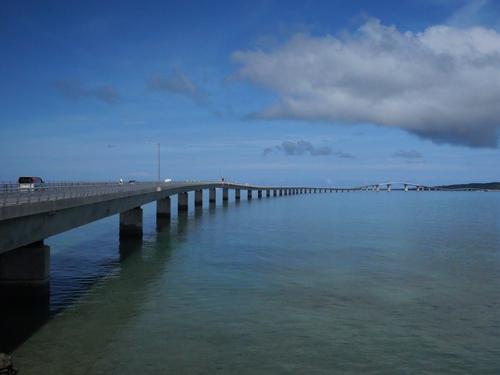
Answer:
[146,142,161,190]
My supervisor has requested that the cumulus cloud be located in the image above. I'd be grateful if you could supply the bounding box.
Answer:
[337,151,355,159]
[230,18,500,148]
[262,147,274,156]
[263,140,353,158]
[147,68,209,106]
[54,78,118,104]
[282,140,333,155]
[393,149,423,158]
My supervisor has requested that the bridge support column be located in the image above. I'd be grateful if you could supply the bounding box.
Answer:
[279,189,283,196]
[209,188,216,203]
[223,188,229,201]
[266,190,270,197]
[247,190,252,200]
[120,207,143,236]
[387,184,392,192]
[0,241,50,297]
[258,190,262,198]
[273,189,277,196]
[195,190,203,206]
[235,189,241,200]
[157,197,171,218]
[404,184,409,192]
[178,192,188,211]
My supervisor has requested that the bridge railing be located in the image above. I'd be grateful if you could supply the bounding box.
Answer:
[0,182,160,207]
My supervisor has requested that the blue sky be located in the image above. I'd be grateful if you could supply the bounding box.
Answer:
[2,0,500,187]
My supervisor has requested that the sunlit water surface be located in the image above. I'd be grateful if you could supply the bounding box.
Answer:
[5,191,500,374]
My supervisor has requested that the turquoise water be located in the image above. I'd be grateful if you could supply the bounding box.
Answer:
[4,191,500,374]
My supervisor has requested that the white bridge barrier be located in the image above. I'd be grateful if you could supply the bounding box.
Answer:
[0,181,161,207]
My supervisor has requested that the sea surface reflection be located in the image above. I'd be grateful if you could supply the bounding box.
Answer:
[3,192,499,374]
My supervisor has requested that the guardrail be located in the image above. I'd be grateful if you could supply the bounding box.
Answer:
[0,182,161,207]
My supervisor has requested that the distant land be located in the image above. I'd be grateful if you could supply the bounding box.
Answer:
[435,182,500,190]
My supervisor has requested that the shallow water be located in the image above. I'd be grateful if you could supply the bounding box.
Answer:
[4,191,500,374]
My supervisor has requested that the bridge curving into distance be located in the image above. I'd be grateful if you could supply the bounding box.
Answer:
[0,180,490,297]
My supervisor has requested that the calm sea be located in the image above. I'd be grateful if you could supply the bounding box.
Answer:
[2,190,499,374]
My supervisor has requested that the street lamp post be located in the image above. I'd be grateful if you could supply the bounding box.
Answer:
[146,142,160,189]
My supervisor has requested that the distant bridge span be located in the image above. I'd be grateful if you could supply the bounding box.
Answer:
[0,180,490,296]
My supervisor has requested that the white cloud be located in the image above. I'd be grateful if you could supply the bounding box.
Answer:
[147,68,210,106]
[54,79,118,104]
[446,0,498,29]
[393,150,423,158]
[263,140,354,158]
[230,18,500,148]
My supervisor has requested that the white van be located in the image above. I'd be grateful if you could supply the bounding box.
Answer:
[18,177,44,191]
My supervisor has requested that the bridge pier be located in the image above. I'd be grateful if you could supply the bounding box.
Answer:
[157,197,171,218]
[209,188,216,203]
[247,190,252,200]
[120,207,143,236]
[266,190,271,197]
[223,188,229,201]
[195,190,203,206]
[235,189,241,200]
[0,241,51,297]
[178,192,189,211]
[258,190,262,198]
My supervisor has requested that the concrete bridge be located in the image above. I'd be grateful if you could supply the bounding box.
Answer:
[0,180,486,296]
